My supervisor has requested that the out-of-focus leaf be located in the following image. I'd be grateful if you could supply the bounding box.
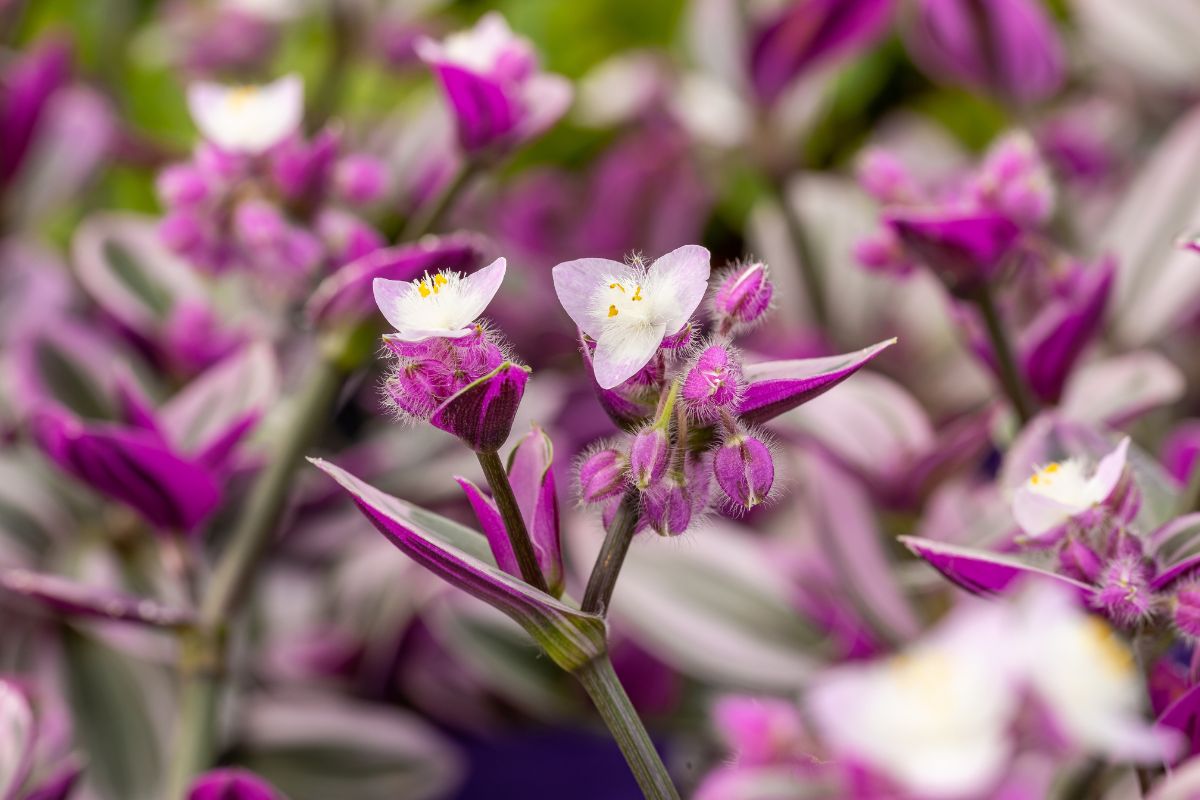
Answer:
[572,518,827,691]
[0,679,33,800]
[1060,351,1185,428]
[1073,0,1200,91]
[235,694,461,800]
[9,322,126,422]
[0,453,72,555]
[900,536,1092,598]
[0,568,194,628]
[61,628,164,800]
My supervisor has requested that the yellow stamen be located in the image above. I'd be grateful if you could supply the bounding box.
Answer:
[1045,463,1060,474]
[609,283,625,293]
[228,86,258,109]
[631,285,644,301]
[418,281,432,298]
[608,304,619,318]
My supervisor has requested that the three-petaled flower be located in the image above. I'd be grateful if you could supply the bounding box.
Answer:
[373,257,507,341]
[552,245,711,389]
[1011,437,1130,538]
[186,73,304,155]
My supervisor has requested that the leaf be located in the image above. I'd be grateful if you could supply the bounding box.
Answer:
[0,568,194,628]
[900,536,1092,598]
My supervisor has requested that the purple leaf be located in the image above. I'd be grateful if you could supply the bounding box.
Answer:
[0,38,71,187]
[900,535,1092,598]
[887,209,1021,294]
[737,338,895,425]
[310,458,605,671]
[189,769,286,800]
[429,361,529,453]
[0,567,194,628]
[1159,683,1200,765]
[430,63,518,153]
[306,235,484,326]
[454,476,520,580]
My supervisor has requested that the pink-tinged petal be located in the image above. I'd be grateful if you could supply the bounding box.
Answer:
[1090,436,1131,503]
[649,244,712,334]
[578,331,657,429]
[1010,486,1077,538]
[160,342,278,463]
[750,0,893,105]
[0,567,194,628]
[189,769,285,800]
[507,424,563,596]
[453,476,520,580]
[900,536,1092,598]
[1020,257,1115,404]
[373,277,414,333]
[887,209,1021,295]
[32,411,221,533]
[737,338,895,425]
[0,680,33,800]
[458,257,507,322]
[430,361,529,452]
[307,235,483,326]
[187,74,304,154]
[515,73,573,144]
[428,63,518,153]
[552,257,631,339]
[309,458,606,671]
[592,322,667,390]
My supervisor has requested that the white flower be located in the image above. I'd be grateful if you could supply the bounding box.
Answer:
[808,605,1018,799]
[552,245,711,389]
[1012,584,1177,762]
[1011,437,1129,537]
[415,12,533,76]
[372,257,506,341]
[187,74,304,154]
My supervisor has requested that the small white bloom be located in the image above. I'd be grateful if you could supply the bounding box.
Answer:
[808,605,1018,799]
[373,257,506,341]
[553,245,711,389]
[1011,437,1129,537]
[187,74,304,154]
[416,12,532,76]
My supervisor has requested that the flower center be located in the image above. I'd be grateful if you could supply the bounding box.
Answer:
[1026,458,1092,507]
[1081,617,1134,678]
[227,85,260,110]
[600,277,655,325]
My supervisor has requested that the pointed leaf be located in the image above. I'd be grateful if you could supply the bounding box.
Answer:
[900,535,1092,597]
[506,425,563,596]
[310,458,605,672]
[737,338,895,425]
[0,567,194,628]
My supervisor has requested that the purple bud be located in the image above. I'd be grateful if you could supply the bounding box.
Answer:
[429,361,529,453]
[857,149,919,205]
[189,769,285,800]
[317,208,385,267]
[579,448,629,504]
[714,433,775,510]
[853,229,917,277]
[971,133,1055,228]
[644,476,692,537]
[156,164,211,207]
[712,263,773,330]
[1093,555,1154,627]
[629,428,670,491]
[233,199,288,249]
[335,154,389,206]
[159,210,207,254]
[1058,537,1102,583]
[660,323,693,350]
[682,345,743,421]
[385,359,455,419]
[1174,584,1200,640]
[280,227,325,274]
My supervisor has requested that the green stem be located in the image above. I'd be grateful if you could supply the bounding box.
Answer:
[401,162,478,240]
[164,631,222,798]
[972,283,1036,425]
[767,175,829,332]
[582,491,641,615]
[475,450,549,593]
[574,655,680,800]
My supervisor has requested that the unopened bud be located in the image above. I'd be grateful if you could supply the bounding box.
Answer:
[156,164,211,207]
[660,323,693,350]
[579,448,628,504]
[645,477,692,537]
[1058,537,1102,583]
[1094,555,1154,628]
[630,428,670,491]
[712,263,773,331]
[682,345,742,421]
[714,433,775,510]
[335,154,389,206]
[233,200,288,249]
[857,148,919,205]
[385,359,454,420]
[1174,583,1200,640]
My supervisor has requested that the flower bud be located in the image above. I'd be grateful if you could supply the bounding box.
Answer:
[644,476,692,537]
[1058,537,1102,583]
[156,164,211,207]
[714,433,775,510]
[682,345,742,421]
[660,323,693,350]
[972,133,1055,228]
[1093,555,1154,628]
[579,448,628,504]
[159,210,207,254]
[712,263,773,331]
[857,149,919,206]
[853,229,917,277]
[430,361,530,453]
[233,200,288,249]
[385,359,454,420]
[1173,583,1200,640]
[630,428,670,491]
[335,154,389,206]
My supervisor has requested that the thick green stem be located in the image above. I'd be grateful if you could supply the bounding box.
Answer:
[401,162,478,240]
[475,450,549,593]
[582,491,641,615]
[972,283,1036,425]
[164,631,223,798]
[574,655,680,800]
[767,175,829,332]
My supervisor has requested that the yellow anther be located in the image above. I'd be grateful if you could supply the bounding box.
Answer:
[418,281,432,298]
[608,304,619,318]
[434,274,448,288]
[609,283,626,293]
[228,86,258,109]
[1045,463,1060,474]
[631,285,644,301]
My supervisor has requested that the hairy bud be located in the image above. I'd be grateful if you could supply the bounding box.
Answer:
[579,448,628,504]
[712,262,773,332]
[629,428,670,491]
[682,345,743,421]
[714,432,775,511]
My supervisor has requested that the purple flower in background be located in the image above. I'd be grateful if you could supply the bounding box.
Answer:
[417,13,572,156]
[749,0,894,106]
[189,768,286,800]
[904,0,1065,104]
[0,37,71,191]
[552,245,711,389]
[186,74,303,155]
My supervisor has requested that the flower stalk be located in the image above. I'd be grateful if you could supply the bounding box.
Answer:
[476,449,550,593]
[971,281,1036,424]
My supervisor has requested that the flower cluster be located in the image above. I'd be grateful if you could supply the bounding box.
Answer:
[158,74,387,279]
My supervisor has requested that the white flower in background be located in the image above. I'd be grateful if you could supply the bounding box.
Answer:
[808,605,1019,799]
[186,73,304,154]
[1011,437,1129,537]
[553,245,711,389]
[416,12,534,77]
[373,257,506,341]
[1013,585,1178,762]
